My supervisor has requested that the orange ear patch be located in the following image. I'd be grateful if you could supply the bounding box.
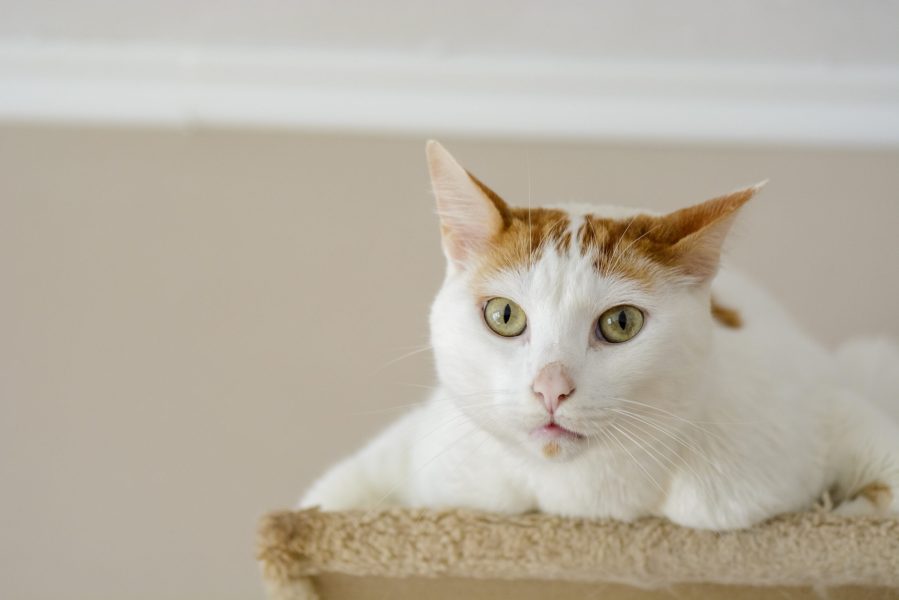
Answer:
[577,213,664,285]
[460,170,759,295]
[474,205,571,280]
[429,141,759,289]
[576,186,760,285]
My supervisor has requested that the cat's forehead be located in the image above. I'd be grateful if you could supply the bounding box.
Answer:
[471,203,667,291]
[552,203,661,221]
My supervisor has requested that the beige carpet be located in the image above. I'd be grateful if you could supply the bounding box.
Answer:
[258,508,899,599]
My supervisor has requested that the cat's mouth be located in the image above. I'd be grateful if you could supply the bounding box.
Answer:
[533,420,585,440]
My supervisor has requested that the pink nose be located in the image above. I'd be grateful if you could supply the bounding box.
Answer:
[532,362,575,413]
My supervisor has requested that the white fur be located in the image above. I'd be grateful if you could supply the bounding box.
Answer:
[300,203,899,530]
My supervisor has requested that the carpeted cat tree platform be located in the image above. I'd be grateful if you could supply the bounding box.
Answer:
[258,507,899,599]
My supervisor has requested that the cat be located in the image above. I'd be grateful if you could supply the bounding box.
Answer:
[299,141,899,530]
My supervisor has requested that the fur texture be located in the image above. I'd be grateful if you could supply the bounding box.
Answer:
[300,142,899,530]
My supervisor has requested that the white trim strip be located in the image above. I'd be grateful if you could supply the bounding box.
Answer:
[1,41,898,147]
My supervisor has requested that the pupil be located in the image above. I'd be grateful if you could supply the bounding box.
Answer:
[503,304,512,323]
[617,310,628,330]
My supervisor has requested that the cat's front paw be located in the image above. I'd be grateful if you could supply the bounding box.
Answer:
[663,504,760,530]
[299,483,358,511]
[662,479,770,530]
[299,458,401,511]
[300,476,383,511]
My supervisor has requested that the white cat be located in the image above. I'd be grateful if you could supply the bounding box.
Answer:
[300,141,899,530]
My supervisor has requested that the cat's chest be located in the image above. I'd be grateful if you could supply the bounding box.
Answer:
[529,454,666,520]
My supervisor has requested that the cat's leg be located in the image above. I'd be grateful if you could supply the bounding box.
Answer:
[828,390,899,517]
[662,454,810,530]
[299,409,420,511]
[410,419,537,514]
[661,416,829,530]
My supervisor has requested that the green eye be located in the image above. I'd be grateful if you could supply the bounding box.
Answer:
[597,305,644,343]
[484,297,527,337]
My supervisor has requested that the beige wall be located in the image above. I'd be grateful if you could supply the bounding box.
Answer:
[1,125,897,600]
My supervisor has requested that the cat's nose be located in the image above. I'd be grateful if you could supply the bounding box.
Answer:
[532,362,575,413]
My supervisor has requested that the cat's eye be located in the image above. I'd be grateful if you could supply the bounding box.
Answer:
[484,297,527,337]
[597,305,644,343]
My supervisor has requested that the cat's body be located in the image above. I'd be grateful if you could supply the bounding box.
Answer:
[301,143,899,530]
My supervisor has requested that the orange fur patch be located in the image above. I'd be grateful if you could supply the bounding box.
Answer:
[575,187,755,285]
[467,172,757,293]
[711,298,742,328]
[857,481,893,509]
[475,205,571,280]
[577,214,666,285]
[542,441,561,458]
[470,170,573,271]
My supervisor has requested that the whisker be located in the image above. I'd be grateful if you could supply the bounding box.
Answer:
[612,412,718,496]
[608,396,729,443]
[391,382,440,391]
[605,424,667,496]
[605,407,716,466]
[349,402,429,416]
[526,150,533,260]
[371,344,433,374]
[349,388,512,417]
[609,421,675,484]
[580,399,757,428]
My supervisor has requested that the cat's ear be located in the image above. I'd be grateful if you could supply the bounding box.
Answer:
[658,182,765,281]
[426,140,510,266]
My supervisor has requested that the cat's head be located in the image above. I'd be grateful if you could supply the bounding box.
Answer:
[426,141,762,462]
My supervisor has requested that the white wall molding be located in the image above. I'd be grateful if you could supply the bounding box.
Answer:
[1,41,898,147]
